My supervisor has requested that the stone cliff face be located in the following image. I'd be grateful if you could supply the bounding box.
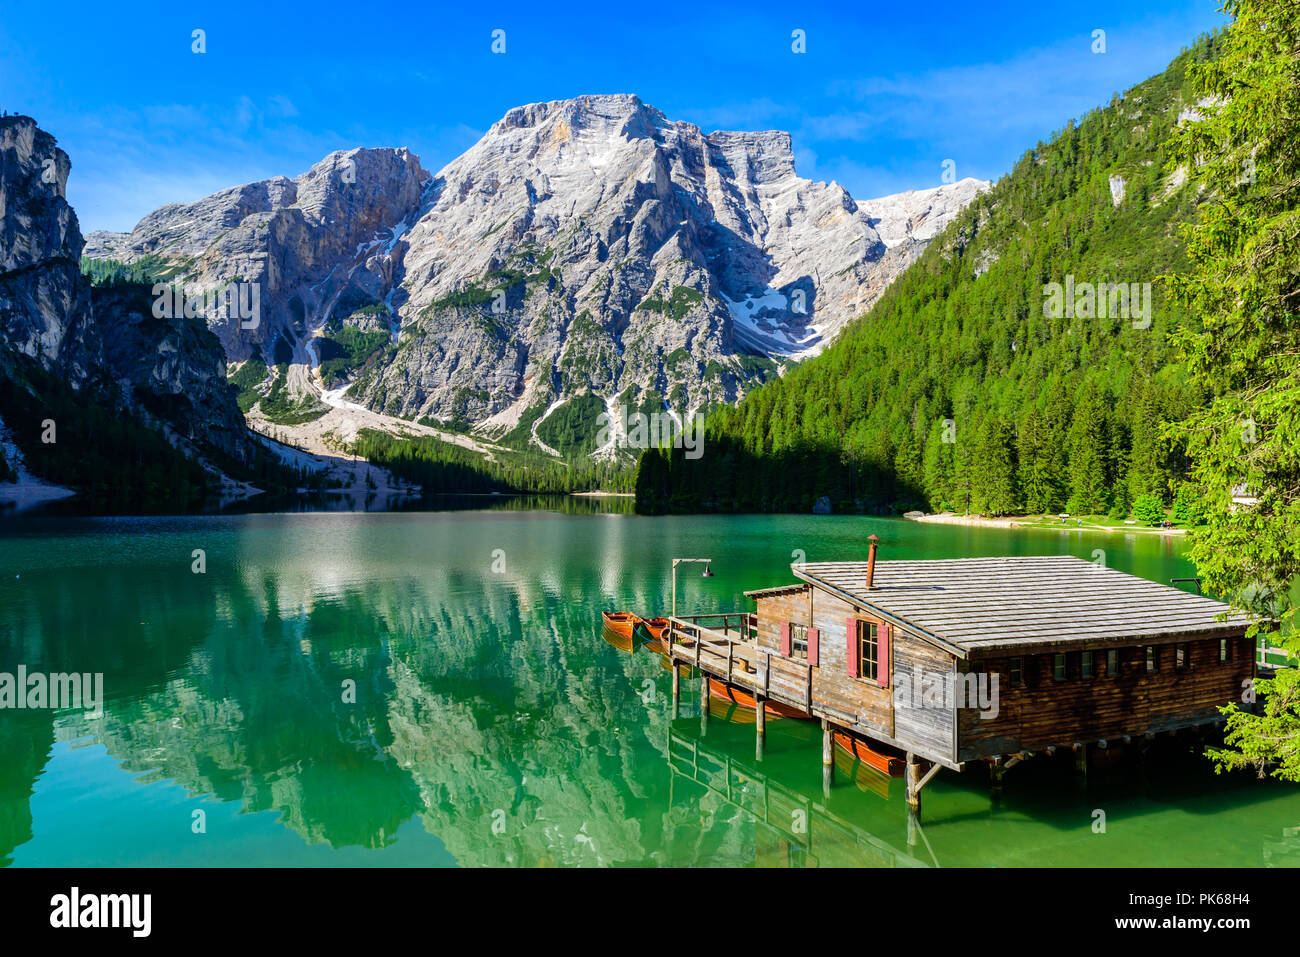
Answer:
[0,115,259,470]
[92,282,254,460]
[83,96,988,452]
[0,117,99,386]
[85,148,431,366]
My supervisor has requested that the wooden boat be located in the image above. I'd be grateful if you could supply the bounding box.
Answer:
[602,611,641,638]
[639,616,670,652]
[708,678,811,720]
[833,730,906,777]
[640,616,670,639]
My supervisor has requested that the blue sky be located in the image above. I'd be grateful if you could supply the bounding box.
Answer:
[1,1,1228,234]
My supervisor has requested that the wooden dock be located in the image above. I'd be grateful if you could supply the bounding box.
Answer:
[665,613,813,718]
[665,613,918,803]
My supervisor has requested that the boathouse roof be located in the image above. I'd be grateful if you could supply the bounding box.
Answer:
[743,584,808,600]
[789,555,1254,656]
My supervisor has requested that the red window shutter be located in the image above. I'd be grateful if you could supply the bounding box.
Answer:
[846,618,858,677]
[779,621,791,657]
[876,624,892,688]
[807,628,820,666]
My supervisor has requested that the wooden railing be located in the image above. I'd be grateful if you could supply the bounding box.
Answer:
[1258,639,1296,668]
[671,611,758,641]
[666,614,812,713]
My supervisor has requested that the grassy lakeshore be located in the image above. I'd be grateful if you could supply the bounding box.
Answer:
[907,511,1190,535]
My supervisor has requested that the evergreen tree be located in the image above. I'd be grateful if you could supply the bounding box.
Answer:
[1165,0,1300,780]
[972,417,1020,515]
[1067,385,1113,513]
[892,428,925,505]
[634,447,668,514]
[1017,407,1061,513]
[1127,381,1166,502]
[1171,481,1205,526]
[922,417,957,511]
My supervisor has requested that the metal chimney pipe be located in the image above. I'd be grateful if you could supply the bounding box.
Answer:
[866,534,879,589]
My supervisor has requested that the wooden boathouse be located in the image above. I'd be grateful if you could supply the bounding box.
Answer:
[665,542,1261,815]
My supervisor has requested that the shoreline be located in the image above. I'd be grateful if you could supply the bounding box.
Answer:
[1,418,78,513]
[905,511,1188,536]
[0,481,77,513]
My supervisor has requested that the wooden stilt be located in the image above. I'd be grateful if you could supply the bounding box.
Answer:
[906,752,922,816]
[755,695,766,761]
[1073,742,1087,779]
[990,757,1005,801]
[904,754,941,822]
[671,664,680,718]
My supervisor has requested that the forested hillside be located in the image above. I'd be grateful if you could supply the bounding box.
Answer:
[637,38,1221,516]
[356,430,634,496]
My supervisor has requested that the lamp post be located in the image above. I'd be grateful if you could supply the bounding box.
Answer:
[670,557,714,622]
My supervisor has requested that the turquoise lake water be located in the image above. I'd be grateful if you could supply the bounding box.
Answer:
[1,503,1296,867]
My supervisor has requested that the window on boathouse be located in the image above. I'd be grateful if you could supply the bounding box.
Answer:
[857,621,879,682]
[790,623,808,660]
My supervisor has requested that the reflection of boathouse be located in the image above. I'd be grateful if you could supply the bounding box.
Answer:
[667,545,1263,814]
[666,727,932,868]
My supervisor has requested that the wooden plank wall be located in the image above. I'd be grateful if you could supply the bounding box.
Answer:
[757,586,967,761]
[752,591,814,705]
[754,591,805,653]
[892,637,958,763]
[757,589,887,734]
[957,634,1254,761]
[805,589,895,740]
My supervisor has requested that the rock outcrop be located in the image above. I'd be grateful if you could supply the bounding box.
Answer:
[0,115,261,473]
[85,147,430,367]
[93,282,254,460]
[0,116,99,386]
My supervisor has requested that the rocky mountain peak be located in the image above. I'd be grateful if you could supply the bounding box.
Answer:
[77,96,989,457]
[84,146,430,361]
[493,93,664,136]
[859,177,989,247]
[294,146,428,228]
